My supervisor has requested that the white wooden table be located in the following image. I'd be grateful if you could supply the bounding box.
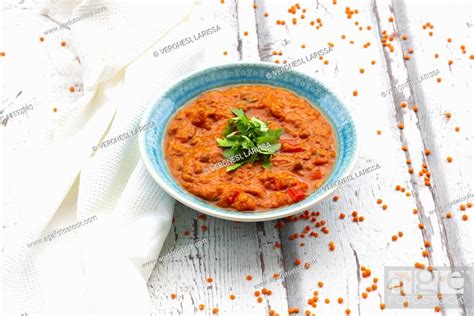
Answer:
[147,1,473,315]
[1,1,472,315]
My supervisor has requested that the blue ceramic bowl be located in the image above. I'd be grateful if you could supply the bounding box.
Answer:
[139,62,359,222]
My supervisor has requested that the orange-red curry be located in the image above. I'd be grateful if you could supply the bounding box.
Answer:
[165,85,337,211]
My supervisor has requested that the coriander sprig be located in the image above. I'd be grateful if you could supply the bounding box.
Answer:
[216,108,282,171]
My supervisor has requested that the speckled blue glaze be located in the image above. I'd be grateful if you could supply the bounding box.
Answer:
[139,62,359,222]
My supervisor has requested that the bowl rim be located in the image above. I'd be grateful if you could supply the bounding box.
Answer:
[139,61,360,222]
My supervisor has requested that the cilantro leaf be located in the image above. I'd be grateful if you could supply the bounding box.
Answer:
[216,108,283,171]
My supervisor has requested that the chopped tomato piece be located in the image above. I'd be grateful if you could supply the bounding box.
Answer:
[288,188,306,202]
[228,191,240,204]
[314,156,328,165]
[310,169,323,180]
[281,140,304,153]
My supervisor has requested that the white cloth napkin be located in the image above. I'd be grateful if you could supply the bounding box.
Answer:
[1,0,230,314]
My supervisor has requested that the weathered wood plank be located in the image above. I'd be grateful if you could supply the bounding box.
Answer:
[147,1,289,315]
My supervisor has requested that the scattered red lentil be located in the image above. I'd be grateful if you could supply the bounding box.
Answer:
[447,156,453,163]
[462,214,468,221]
[353,90,358,96]
[207,277,213,283]
[212,307,219,314]
[61,41,66,47]
[329,241,336,251]
[40,37,45,42]
[69,86,75,92]
[170,293,176,299]
[246,275,253,281]
[199,304,205,310]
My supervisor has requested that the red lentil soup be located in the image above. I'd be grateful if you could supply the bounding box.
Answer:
[165,85,337,211]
